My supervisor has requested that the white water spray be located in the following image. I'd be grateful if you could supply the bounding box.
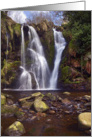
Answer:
[49,28,66,88]
[19,25,66,90]
[19,25,32,89]
[28,26,50,89]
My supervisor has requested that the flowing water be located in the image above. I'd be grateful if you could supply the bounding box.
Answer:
[49,29,66,88]
[19,25,66,90]
[28,26,50,89]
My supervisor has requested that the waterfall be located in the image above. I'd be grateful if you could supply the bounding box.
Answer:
[19,25,32,89]
[18,25,66,90]
[21,26,25,68]
[49,28,66,89]
[28,26,50,89]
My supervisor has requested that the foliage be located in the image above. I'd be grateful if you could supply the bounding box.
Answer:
[1,59,20,86]
[63,11,91,55]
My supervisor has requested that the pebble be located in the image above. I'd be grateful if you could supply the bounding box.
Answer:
[49,110,56,114]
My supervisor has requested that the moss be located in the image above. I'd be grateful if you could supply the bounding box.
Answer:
[13,24,21,36]
[1,94,6,105]
[1,59,20,86]
[15,111,25,118]
[5,121,25,136]
[1,105,18,115]
[61,66,70,81]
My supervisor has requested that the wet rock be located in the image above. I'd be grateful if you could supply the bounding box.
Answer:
[84,102,91,107]
[5,121,25,136]
[6,98,14,105]
[19,92,43,103]
[30,116,37,120]
[78,112,91,130]
[57,97,62,102]
[1,104,18,116]
[63,92,71,95]
[5,94,14,99]
[29,110,35,114]
[34,97,49,112]
[21,101,33,109]
[31,92,43,97]
[74,97,82,101]
[36,112,46,117]
[83,95,91,101]
[64,110,71,114]
[46,93,56,101]
[48,110,56,114]
[1,94,6,105]
[61,98,71,105]
[15,110,25,119]
[18,96,32,102]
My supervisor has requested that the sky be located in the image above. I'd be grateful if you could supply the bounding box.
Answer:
[7,11,63,26]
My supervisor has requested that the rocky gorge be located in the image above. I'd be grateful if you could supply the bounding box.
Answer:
[1,11,91,136]
[1,11,91,90]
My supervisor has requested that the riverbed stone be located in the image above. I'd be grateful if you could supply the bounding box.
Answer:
[34,97,49,112]
[63,91,71,95]
[31,92,43,97]
[61,98,71,105]
[5,121,25,136]
[1,104,18,116]
[15,110,25,119]
[78,112,91,130]
[1,94,6,105]
[46,93,56,101]
[6,98,14,105]
[83,95,91,101]
[21,101,33,109]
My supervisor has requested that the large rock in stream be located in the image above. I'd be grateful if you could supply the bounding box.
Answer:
[1,94,6,105]
[5,121,25,136]
[34,97,49,112]
[78,112,91,130]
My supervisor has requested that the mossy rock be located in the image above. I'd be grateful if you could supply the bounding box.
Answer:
[1,104,18,116]
[34,97,49,112]
[78,112,91,130]
[46,93,56,101]
[21,101,33,109]
[31,92,43,97]
[15,111,25,119]
[1,94,6,105]
[61,66,71,83]
[5,121,25,136]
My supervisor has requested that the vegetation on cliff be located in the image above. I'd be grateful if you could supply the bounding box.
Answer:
[58,11,91,89]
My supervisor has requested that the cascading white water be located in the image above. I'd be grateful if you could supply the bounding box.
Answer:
[21,26,25,67]
[19,25,66,90]
[19,25,32,89]
[49,28,66,89]
[28,26,50,89]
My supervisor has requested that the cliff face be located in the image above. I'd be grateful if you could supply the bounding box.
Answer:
[1,12,21,88]
[57,23,91,90]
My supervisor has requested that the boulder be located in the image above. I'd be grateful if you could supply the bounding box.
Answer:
[1,94,6,105]
[78,112,91,130]
[21,101,33,109]
[31,92,43,97]
[5,121,25,136]
[1,104,18,116]
[34,97,49,112]
[46,93,56,101]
